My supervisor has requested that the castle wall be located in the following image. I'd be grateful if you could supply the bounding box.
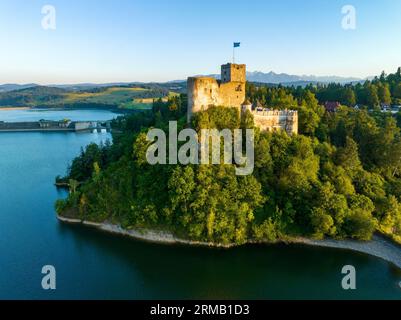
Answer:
[218,81,245,111]
[187,77,245,123]
[187,77,220,122]
[252,110,298,135]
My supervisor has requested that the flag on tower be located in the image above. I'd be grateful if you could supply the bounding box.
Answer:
[234,42,241,48]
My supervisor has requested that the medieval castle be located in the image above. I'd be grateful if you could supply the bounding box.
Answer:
[187,63,298,135]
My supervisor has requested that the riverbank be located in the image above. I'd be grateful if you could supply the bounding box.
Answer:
[0,105,137,114]
[57,215,401,269]
[0,107,30,111]
[298,236,401,269]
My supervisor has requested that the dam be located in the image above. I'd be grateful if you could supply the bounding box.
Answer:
[0,119,112,133]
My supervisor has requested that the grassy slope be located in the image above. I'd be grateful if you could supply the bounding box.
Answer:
[0,85,178,110]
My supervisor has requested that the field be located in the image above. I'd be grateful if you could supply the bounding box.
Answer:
[0,82,186,111]
[64,87,154,106]
[0,85,179,110]
[121,92,180,110]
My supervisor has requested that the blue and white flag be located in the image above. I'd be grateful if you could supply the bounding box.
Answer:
[233,42,241,48]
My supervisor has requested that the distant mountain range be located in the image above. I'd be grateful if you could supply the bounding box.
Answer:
[197,71,370,86]
[0,71,371,93]
[246,71,367,85]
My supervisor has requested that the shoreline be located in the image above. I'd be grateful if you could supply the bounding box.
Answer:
[57,215,235,248]
[0,106,137,114]
[0,107,31,111]
[57,215,401,269]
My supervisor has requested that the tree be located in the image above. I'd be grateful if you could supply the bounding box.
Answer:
[310,182,347,239]
[366,84,379,108]
[322,163,355,196]
[298,106,320,136]
[69,179,79,194]
[334,137,362,177]
[252,218,279,242]
[342,88,356,107]
[297,91,323,136]
[377,196,401,235]
[168,166,196,226]
[343,195,376,240]
[310,208,335,239]
[393,83,401,99]
[343,210,376,240]
[378,83,391,105]
[354,170,385,201]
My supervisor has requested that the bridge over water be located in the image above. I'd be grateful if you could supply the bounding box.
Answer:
[0,119,112,133]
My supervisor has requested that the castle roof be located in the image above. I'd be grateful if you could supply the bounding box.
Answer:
[222,63,246,67]
[254,100,264,109]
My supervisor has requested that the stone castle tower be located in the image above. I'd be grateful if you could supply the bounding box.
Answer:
[187,63,246,122]
[187,63,298,135]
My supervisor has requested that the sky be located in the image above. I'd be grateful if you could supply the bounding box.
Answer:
[0,0,401,84]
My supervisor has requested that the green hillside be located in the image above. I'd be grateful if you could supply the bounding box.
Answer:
[0,84,177,110]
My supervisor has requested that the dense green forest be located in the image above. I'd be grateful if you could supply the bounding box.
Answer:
[56,69,401,245]
[247,67,401,109]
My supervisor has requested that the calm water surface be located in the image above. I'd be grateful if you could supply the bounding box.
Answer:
[0,110,400,299]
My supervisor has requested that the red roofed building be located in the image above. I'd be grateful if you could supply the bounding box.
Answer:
[324,101,340,112]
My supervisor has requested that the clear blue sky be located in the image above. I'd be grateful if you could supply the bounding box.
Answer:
[1,0,400,84]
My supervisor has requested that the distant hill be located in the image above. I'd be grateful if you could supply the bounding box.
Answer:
[0,84,176,110]
[51,82,143,91]
[0,83,38,92]
[0,86,67,106]
[0,70,367,95]
[0,70,367,105]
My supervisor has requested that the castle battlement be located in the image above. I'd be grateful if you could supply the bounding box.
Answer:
[249,107,298,135]
[252,108,298,117]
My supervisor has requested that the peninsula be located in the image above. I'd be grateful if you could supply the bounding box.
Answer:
[56,63,401,267]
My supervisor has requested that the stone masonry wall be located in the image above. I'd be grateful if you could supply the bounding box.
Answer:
[252,110,298,135]
[187,77,245,122]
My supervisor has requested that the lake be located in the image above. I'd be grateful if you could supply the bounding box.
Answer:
[0,109,400,300]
